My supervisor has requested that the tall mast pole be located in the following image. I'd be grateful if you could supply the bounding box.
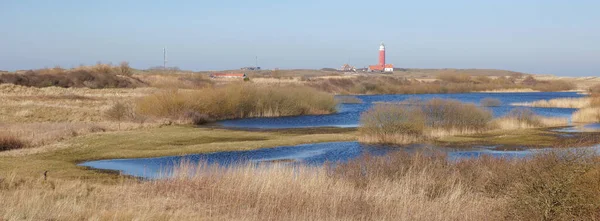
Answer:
[163,47,167,69]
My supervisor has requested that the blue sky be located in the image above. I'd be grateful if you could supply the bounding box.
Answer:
[1,0,599,76]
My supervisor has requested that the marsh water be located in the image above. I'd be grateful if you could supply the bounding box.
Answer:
[220,92,584,128]
[80,141,539,179]
[80,92,594,179]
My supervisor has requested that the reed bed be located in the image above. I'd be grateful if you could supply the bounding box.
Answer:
[359,99,492,144]
[136,84,337,123]
[512,97,591,109]
[495,108,568,129]
[572,108,600,123]
[360,100,570,144]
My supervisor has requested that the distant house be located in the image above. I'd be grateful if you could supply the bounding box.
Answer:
[209,73,247,79]
[340,64,356,72]
[368,64,394,72]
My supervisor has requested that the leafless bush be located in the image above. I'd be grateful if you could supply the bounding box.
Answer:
[360,99,492,144]
[118,61,133,76]
[0,133,26,151]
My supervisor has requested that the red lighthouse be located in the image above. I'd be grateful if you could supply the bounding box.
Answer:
[369,42,394,72]
[379,42,385,66]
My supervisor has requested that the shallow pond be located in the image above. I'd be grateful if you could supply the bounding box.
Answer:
[81,141,544,179]
[219,92,584,129]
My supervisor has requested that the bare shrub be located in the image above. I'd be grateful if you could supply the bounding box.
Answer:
[118,61,133,76]
[0,133,26,151]
[92,62,113,74]
[589,84,600,95]
[480,98,502,107]
[473,75,492,84]
[437,72,472,83]
[506,151,600,220]
[421,99,492,131]
[359,104,425,144]
[105,102,135,129]
[0,69,140,88]
[183,111,212,125]
[506,108,542,126]
[0,63,144,89]
[530,79,576,92]
[359,99,492,144]
[521,76,538,86]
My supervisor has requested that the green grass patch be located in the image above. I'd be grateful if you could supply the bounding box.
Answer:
[436,128,600,148]
[0,126,355,181]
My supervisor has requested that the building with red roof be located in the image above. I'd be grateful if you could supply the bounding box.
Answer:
[368,42,394,72]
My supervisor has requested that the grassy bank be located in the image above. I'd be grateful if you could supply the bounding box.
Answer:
[136,84,337,123]
[0,126,355,180]
[2,150,600,220]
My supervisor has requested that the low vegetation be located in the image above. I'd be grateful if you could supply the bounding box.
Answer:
[592,95,600,107]
[359,99,492,144]
[512,97,591,108]
[360,100,570,144]
[572,108,600,123]
[520,76,576,92]
[480,97,502,107]
[0,63,145,88]
[2,150,600,220]
[0,133,25,151]
[135,73,213,89]
[136,84,337,124]
[566,88,600,123]
[493,108,568,130]
[588,83,600,94]
[335,95,363,104]
[306,74,575,95]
